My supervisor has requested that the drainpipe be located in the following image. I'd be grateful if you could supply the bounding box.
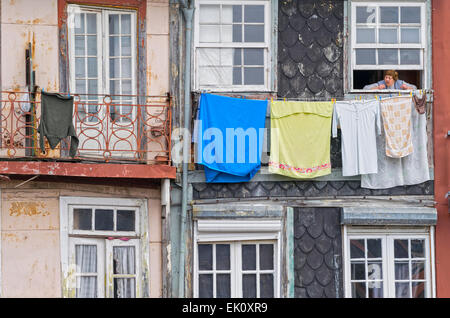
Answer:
[179,3,194,298]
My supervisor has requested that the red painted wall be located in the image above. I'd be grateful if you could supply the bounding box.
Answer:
[432,0,450,298]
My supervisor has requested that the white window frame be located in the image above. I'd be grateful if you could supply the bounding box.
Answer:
[60,196,149,298]
[348,0,429,92]
[193,0,272,92]
[194,219,282,298]
[343,226,436,298]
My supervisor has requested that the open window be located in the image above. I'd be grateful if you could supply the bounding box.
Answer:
[350,1,427,91]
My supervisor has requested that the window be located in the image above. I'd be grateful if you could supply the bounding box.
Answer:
[350,1,427,90]
[194,219,281,298]
[194,0,271,91]
[60,197,149,298]
[344,227,435,298]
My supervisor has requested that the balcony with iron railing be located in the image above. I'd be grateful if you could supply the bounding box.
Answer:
[0,91,175,179]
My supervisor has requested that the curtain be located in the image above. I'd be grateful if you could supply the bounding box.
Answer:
[113,246,136,298]
[75,245,97,298]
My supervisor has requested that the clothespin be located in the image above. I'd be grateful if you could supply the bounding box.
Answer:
[283,97,286,102]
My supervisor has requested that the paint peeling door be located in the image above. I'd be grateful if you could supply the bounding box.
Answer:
[68,5,137,160]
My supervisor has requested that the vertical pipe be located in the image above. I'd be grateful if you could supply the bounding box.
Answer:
[179,4,194,298]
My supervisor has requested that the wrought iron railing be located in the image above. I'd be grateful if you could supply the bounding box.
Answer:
[0,91,172,164]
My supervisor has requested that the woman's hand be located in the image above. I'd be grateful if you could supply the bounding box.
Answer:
[400,83,412,90]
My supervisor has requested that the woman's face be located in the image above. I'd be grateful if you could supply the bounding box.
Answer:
[384,75,395,87]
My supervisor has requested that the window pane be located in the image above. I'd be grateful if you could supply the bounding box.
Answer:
[400,49,420,65]
[121,14,131,34]
[380,7,398,23]
[244,49,264,66]
[86,14,96,34]
[76,79,86,94]
[233,49,242,65]
[352,282,366,298]
[260,274,274,298]
[233,24,242,42]
[199,274,213,298]
[395,282,410,298]
[356,6,376,24]
[378,49,398,65]
[244,25,264,42]
[75,244,97,272]
[222,25,233,43]
[75,58,85,77]
[351,261,365,280]
[244,67,264,85]
[113,246,135,274]
[242,244,256,270]
[216,244,230,270]
[75,36,85,55]
[73,208,92,230]
[355,49,376,65]
[76,277,97,298]
[401,7,421,24]
[395,261,410,280]
[114,278,135,298]
[401,28,420,44]
[350,239,365,258]
[122,80,132,95]
[117,210,135,231]
[412,282,425,298]
[109,36,120,56]
[356,28,375,43]
[198,244,213,270]
[368,261,383,281]
[411,239,425,258]
[88,79,98,99]
[122,58,132,78]
[394,239,409,258]
[74,13,85,34]
[121,36,132,56]
[233,5,242,23]
[367,239,382,258]
[412,261,425,280]
[244,5,264,23]
[110,58,120,78]
[87,35,97,55]
[198,48,220,66]
[216,274,231,298]
[87,57,97,77]
[200,25,220,43]
[199,66,232,86]
[242,274,256,298]
[259,244,274,270]
[109,14,120,34]
[94,209,114,231]
[379,28,398,44]
[222,5,233,24]
[200,5,219,24]
[367,282,383,298]
[233,67,242,85]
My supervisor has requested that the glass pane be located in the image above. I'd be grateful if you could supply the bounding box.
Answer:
[244,25,264,42]
[233,49,242,65]
[75,36,85,55]
[200,5,219,24]
[242,274,256,298]
[356,28,375,43]
[76,79,86,94]
[216,274,231,298]
[260,274,274,298]
[233,67,242,85]
[352,282,366,298]
[114,278,135,298]
[368,261,383,281]
[233,24,242,42]
[367,282,383,298]
[244,5,264,23]
[109,36,120,56]
[233,5,242,23]
[113,246,135,274]
[400,49,420,65]
[412,282,425,298]
[121,15,131,34]
[378,49,398,65]
[198,48,220,66]
[367,239,382,258]
[87,57,97,77]
[88,79,98,99]
[109,14,120,34]
[75,58,85,77]
[401,28,420,43]
[121,36,131,56]
[396,282,410,298]
[87,36,97,55]
[199,274,213,298]
[395,261,410,280]
[380,7,399,24]
[198,244,213,270]
[86,14,96,34]
[222,25,233,43]
[351,261,365,280]
[244,49,264,66]
[401,7,421,24]
[200,25,220,43]
[110,59,120,78]
[242,244,256,270]
[379,28,398,44]
[122,58,132,78]
[75,245,97,272]
[73,208,92,230]
[110,80,120,96]
[356,6,376,24]
[350,239,365,258]
[394,239,409,258]
[412,261,425,280]
[74,13,85,34]
[244,67,264,85]
[199,66,232,86]
[117,210,135,231]
[259,244,274,270]
[222,5,233,24]
[122,80,132,95]
[216,244,230,270]
[411,240,425,258]
[355,49,376,65]
[76,277,97,298]
[94,209,114,231]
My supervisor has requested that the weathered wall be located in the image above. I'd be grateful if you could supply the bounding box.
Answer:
[0,180,162,298]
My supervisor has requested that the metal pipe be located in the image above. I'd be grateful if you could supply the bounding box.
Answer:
[179,4,194,298]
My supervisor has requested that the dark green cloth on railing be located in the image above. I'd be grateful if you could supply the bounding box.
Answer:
[38,91,79,157]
